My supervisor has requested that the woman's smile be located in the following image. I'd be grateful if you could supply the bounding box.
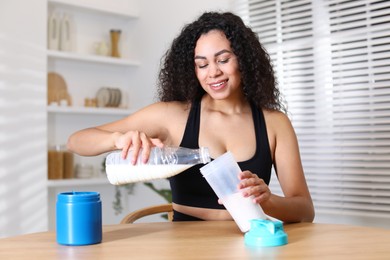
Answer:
[209,79,228,90]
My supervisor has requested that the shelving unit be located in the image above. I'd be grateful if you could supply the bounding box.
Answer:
[47,0,140,185]
[47,50,140,66]
[47,105,136,116]
[47,177,109,187]
[48,0,138,19]
[46,0,141,230]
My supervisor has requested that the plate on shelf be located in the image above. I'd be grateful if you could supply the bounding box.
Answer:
[116,88,122,107]
[96,87,110,107]
[96,87,122,107]
[112,88,122,107]
[109,88,117,107]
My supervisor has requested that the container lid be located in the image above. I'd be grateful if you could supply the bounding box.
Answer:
[57,191,100,203]
[244,219,288,247]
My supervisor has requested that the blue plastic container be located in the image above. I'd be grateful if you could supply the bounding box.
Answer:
[56,191,102,246]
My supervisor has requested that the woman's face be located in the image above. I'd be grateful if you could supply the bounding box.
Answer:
[194,30,242,100]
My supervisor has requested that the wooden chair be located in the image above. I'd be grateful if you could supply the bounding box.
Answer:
[120,203,173,224]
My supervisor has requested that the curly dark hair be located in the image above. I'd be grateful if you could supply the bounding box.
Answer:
[157,11,285,112]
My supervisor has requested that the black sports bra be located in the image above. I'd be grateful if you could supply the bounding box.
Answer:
[168,99,272,210]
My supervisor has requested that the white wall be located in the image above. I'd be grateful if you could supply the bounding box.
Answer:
[0,0,47,238]
[131,0,232,107]
[0,0,232,238]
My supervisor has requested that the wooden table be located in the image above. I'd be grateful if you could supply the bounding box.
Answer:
[0,221,389,259]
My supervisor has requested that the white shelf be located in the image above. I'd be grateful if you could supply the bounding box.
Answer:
[47,50,140,67]
[47,106,135,116]
[46,0,139,194]
[48,0,138,19]
[47,177,110,188]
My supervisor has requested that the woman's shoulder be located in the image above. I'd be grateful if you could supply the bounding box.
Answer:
[154,101,191,112]
[134,101,192,124]
[262,108,289,122]
[262,109,294,133]
[128,101,191,138]
[139,100,191,112]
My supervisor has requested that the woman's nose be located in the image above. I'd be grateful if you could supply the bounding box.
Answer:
[208,63,222,78]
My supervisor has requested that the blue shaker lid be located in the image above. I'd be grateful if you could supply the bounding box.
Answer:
[244,219,288,247]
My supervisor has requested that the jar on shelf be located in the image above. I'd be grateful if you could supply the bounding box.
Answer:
[110,29,121,58]
[48,145,74,179]
[75,163,94,179]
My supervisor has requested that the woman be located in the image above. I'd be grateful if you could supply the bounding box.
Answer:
[67,12,315,223]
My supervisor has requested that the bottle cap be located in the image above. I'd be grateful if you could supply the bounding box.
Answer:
[200,147,211,164]
[244,219,288,247]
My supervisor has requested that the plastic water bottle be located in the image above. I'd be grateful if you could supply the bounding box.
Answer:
[105,146,210,184]
[107,146,211,165]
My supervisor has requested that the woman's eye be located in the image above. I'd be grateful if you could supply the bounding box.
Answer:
[218,58,229,64]
[197,64,208,69]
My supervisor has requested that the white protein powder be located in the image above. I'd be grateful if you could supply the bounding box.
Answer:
[221,192,266,232]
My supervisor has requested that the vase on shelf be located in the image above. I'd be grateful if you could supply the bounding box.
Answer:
[59,13,73,52]
[48,12,60,50]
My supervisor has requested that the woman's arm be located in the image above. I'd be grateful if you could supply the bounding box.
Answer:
[66,102,169,161]
[239,111,315,223]
[67,127,123,156]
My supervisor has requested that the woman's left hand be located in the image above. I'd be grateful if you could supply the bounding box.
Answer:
[238,170,271,204]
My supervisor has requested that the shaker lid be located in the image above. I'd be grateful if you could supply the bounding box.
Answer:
[244,219,288,247]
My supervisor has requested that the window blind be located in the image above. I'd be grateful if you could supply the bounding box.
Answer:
[234,0,390,225]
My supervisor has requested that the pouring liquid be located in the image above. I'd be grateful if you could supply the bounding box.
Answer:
[106,164,193,185]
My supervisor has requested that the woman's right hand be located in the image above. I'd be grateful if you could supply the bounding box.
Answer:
[114,130,164,165]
